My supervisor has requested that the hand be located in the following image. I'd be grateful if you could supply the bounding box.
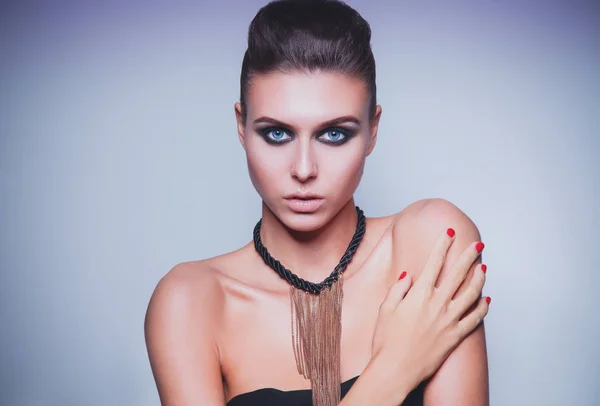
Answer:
[371,228,490,396]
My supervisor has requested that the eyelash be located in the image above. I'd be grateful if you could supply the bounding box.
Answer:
[258,127,354,145]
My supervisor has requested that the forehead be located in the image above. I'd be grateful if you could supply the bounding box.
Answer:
[246,71,369,123]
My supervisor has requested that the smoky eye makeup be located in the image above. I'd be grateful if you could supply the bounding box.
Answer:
[255,125,358,146]
[256,126,294,144]
[317,127,357,145]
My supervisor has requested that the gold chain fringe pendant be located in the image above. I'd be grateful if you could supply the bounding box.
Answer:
[290,273,344,406]
[254,207,365,406]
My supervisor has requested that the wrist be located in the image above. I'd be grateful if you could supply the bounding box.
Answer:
[369,354,413,403]
[341,355,411,406]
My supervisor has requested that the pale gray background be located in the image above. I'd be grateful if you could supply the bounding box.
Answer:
[1,0,598,405]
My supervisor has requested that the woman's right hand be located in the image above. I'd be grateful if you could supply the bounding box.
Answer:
[370,228,490,398]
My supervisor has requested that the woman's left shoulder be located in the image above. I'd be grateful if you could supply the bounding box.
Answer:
[391,198,481,247]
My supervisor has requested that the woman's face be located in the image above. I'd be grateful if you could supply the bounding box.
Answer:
[235,70,381,232]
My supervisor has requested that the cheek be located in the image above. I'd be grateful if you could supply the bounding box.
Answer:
[246,144,288,196]
[318,146,366,191]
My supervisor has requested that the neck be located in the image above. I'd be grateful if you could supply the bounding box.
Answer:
[258,200,360,284]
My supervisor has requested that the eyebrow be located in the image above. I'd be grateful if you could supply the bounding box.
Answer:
[253,115,361,130]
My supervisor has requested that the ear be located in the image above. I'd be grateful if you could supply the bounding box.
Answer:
[234,102,246,150]
[366,104,382,156]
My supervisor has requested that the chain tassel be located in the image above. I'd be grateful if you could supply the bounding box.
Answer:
[290,274,344,406]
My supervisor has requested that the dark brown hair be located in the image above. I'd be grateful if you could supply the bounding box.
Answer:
[239,0,377,122]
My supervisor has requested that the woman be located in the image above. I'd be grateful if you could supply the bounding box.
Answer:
[144,1,491,405]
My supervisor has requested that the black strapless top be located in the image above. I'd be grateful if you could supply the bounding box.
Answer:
[227,375,425,406]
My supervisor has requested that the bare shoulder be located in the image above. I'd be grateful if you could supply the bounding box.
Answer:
[145,260,223,328]
[390,198,482,279]
[145,243,253,309]
[393,198,479,237]
[143,255,240,405]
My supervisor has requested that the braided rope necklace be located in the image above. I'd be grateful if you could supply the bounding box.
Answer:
[253,206,366,406]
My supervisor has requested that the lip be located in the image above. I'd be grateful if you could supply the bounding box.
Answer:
[284,194,325,213]
[284,192,324,200]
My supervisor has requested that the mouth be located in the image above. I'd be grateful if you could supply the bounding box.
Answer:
[284,194,325,213]
[284,193,324,200]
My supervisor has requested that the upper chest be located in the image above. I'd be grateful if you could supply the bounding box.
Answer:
[216,218,424,398]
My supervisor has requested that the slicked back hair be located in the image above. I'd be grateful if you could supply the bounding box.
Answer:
[239,0,377,123]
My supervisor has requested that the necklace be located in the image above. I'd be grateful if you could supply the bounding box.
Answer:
[253,206,366,406]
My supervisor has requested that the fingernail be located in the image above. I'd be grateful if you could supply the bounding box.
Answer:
[475,242,485,253]
[481,264,487,273]
[486,296,491,305]
[446,228,455,237]
[398,271,407,280]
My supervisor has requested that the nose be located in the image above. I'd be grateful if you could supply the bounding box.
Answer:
[290,139,317,183]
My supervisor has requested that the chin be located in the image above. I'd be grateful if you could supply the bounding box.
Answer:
[278,209,330,233]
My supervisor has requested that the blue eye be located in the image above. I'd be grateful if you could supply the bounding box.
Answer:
[319,128,350,144]
[270,129,286,140]
[260,128,292,144]
[323,131,344,141]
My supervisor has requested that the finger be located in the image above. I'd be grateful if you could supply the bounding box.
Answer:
[456,295,490,339]
[437,241,485,301]
[448,263,487,320]
[416,228,455,289]
[379,271,413,313]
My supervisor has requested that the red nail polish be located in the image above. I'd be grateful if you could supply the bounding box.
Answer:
[398,271,407,280]
[481,264,487,273]
[486,297,491,305]
[447,228,455,237]
[476,242,485,253]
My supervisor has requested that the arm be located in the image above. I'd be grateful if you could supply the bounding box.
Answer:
[144,263,226,406]
[407,198,490,406]
[340,199,489,406]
